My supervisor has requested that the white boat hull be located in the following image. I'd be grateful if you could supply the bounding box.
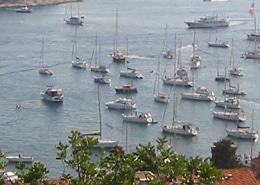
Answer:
[162,125,198,136]
[6,156,33,163]
[212,111,246,122]
[92,139,119,149]
[72,60,87,69]
[181,93,215,101]
[122,113,155,124]
[226,129,258,140]
[162,77,193,87]
[154,93,169,103]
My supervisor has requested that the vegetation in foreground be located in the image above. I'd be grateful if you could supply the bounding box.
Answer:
[0,130,244,185]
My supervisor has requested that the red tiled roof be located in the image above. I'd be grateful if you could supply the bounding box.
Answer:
[215,168,260,185]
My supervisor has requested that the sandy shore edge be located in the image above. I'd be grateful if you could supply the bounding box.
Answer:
[0,0,82,8]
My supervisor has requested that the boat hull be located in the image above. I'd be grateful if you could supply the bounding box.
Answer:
[6,156,33,163]
[226,129,258,140]
[162,125,198,136]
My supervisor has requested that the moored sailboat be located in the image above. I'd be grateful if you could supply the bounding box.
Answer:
[81,84,118,148]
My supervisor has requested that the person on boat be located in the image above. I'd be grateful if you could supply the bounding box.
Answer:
[18,154,21,158]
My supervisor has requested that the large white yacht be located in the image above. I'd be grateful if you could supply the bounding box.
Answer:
[185,15,229,28]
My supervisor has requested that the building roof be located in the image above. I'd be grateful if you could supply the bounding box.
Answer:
[215,168,260,185]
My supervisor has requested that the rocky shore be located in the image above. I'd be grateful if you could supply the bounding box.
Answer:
[0,0,82,8]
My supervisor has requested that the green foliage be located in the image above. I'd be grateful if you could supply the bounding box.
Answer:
[211,138,242,169]
[0,131,223,185]
[0,150,7,185]
[16,161,49,184]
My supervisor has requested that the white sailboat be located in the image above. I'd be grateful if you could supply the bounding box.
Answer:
[215,62,230,82]
[105,97,137,110]
[91,35,110,73]
[190,30,202,70]
[120,39,143,79]
[161,24,173,59]
[208,31,230,48]
[162,97,199,136]
[39,38,53,75]
[181,70,215,102]
[81,84,118,148]
[162,33,193,87]
[153,57,170,103]
[229,39,243,76]
[212,109,246,122]
[215,96,241,110]
[64,5,84,26]
[122,111,157,124]
[111,8,126,63]
[244,18,260,59]
[71,27,87,69]
[226,110,258,141]
[247,15,260,41]
[223,83,246,96]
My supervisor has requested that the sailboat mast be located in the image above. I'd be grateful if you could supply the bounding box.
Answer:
[40,37,44,67]
[173,33,177,76]
[164,24,168,51]
[97,84,102,140]
[114,8,119,51]
[250,110,255,158]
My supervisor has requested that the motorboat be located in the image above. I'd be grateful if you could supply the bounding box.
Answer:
[122,112,157,124]
[5,155,33,163]
[162,75,193,87]
[215,97,241,109]
[195,86,215,96]
[226,129,258,141]
[39,68,53,75]
[184,15,230,28]
[71,57,87,69]
[105,98,137,110]
[40,86,64,102]
[16,6,32,13]
[115,84,137,94]
[93,75,111,84]
[223,84,246,96]
[208,40,230,48]
[181,92,215,101]
[162,124,198,136]
[91,64,110,73]
[120,67,143,79]
[154,92,170,103]
[212,110,246,122]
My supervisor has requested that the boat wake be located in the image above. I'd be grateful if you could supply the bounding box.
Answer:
[127,55,156,60]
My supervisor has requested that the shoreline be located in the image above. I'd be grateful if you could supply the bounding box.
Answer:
[0,0,82,8]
